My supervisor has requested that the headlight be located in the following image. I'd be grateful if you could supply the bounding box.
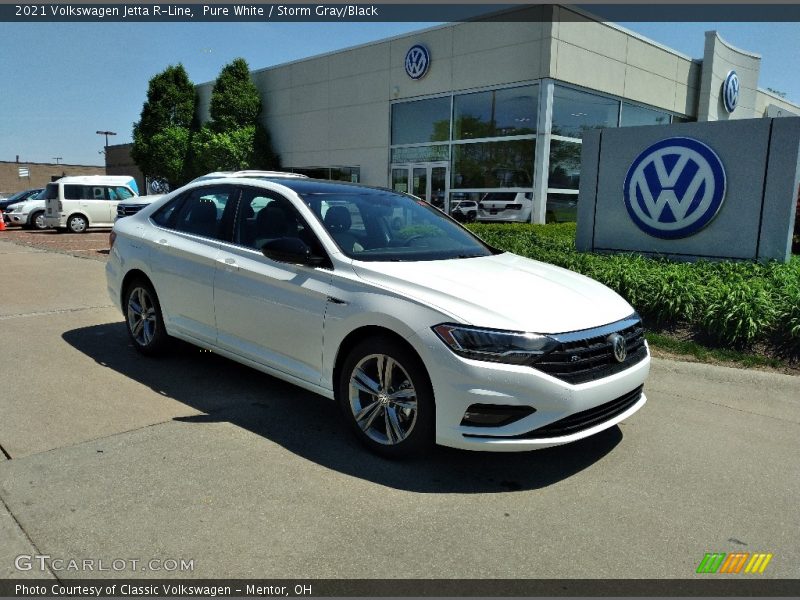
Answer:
[432,323,559,365]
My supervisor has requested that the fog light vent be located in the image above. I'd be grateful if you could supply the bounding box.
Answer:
[461,404,536,427]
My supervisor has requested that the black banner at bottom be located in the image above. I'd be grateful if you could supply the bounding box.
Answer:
[2,579,800,597]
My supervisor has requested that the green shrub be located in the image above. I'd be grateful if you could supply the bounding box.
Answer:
[465,222,800,354]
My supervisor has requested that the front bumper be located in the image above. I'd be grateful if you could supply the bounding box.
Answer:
[416,326,650,452]
[6,212,30,226]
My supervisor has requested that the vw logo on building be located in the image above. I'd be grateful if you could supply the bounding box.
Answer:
[405,44,430,80]
[623,137,726,239]
[723,70,740,113]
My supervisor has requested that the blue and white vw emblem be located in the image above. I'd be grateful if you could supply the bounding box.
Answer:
[723,70,739,113]
[405,44,430,80]
[623,137,726,239]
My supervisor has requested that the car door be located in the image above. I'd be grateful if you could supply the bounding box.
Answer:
[213,186,331,386]
[146,184,238,345]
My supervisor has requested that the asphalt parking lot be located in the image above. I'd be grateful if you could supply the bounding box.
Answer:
[0,231,798,581]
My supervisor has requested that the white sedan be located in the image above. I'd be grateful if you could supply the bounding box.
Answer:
[106,173,649,457]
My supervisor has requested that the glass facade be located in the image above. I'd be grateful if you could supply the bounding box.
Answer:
[551,86,619,139]
[452,140,534,189]
[390,81,681,223]
[390,97,451,145]
[453,86,538,139]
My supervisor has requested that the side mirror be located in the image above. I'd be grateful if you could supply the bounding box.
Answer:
[261,237,326,266]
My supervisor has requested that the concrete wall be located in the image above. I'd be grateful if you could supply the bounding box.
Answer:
[697,31,761,121]
[548,6,701,117]
[0,162,104,197]
[576,118,800,263]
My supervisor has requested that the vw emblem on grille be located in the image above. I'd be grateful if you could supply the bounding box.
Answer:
[609,333,627,363]
[405,44,430,80]
[623,137,726,239]
[722,70,740,113]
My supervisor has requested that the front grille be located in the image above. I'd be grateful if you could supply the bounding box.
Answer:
[117,204,147,217]
[510,385,644,439]
[532,318,647,384]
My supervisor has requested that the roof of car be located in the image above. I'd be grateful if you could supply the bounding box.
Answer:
[256,178,393,195]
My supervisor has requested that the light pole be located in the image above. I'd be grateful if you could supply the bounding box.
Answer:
[96,130,117,149]
[52,157,62,164]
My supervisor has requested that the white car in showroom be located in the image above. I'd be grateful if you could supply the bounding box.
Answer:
[107,173,649,457]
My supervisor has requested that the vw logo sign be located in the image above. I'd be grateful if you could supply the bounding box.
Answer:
[623,137,726,239]
[405,44,430,80]
[723,70,740,113]
[608,334,627,363]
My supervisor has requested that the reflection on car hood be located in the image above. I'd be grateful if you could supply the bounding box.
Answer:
[352,252,634,334]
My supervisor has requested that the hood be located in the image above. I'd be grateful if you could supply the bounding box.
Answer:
[352,253,634,334]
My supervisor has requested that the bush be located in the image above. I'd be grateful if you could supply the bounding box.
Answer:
[465,222,800,353]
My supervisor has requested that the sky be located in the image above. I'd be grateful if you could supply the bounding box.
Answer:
[1,16,800,167]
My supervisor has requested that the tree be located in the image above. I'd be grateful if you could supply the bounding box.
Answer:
[189,57,280,173]
[131,64,196,189]
[209,58,261,132]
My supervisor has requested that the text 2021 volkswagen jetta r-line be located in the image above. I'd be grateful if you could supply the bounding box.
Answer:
[107,173,649,457]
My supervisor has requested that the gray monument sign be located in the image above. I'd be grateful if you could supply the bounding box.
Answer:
[576,117,800,262]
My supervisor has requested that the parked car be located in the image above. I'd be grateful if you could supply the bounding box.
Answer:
[477,191,533,223]
[116,195,164,220]
[450,200,478,223]
[5,197,47,229]
[1,188,43,218]
[107,175,649,458]
[43,175,138,233]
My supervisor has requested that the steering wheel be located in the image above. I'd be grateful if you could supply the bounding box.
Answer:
[402,234,425,246]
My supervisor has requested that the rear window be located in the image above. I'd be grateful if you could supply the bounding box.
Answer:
[41,184,59,200]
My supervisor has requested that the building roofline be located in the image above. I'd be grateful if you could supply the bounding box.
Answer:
[757,86,800,109]
[197,4,700,88]
[0,160,104,168]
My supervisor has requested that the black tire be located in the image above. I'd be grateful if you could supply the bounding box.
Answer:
[67,214,88,234]
[30,211,47,230]
[123,278,169,355]
[337,336,435,458]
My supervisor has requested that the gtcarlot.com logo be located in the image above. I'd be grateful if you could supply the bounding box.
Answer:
[696,552,773,574]
[15,554,194,573]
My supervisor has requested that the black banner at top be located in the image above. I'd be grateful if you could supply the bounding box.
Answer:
[6,3,800,22]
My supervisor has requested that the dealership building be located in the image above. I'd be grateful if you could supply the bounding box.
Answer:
[195,5,800,223]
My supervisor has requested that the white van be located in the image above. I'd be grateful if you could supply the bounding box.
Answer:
[43,176,139,233]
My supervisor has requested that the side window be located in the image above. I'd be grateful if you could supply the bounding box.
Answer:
[170,187,236,240]
[63,185,82,200]
[235,187,321,253]
[151,194,187,228]
[92,187,107,200]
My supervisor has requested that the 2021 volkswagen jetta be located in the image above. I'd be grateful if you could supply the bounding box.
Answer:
[107,173,649,457]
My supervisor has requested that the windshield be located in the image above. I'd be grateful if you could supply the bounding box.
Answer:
[301,189,495,262]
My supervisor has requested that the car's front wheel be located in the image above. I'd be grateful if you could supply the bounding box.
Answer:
[337,337,435,458]
[124,279,169,355]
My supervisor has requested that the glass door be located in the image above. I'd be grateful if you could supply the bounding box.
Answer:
[390,162,449,210]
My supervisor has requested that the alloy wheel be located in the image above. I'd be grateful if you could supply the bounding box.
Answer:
[348,353,418,445]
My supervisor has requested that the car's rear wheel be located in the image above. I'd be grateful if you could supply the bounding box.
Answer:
[124,279,168,355]
[337,337,435,458]
[67,214,88,233]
